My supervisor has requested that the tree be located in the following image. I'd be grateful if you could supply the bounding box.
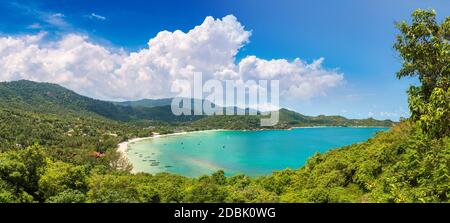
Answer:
[45,189,87,203]
[395,9,450,98]
[0,144,47,201]
[86,174,160,203]
[409,87,450,137]
[394,9,450,137]
[183,174,228,203]
[38,161,88,200]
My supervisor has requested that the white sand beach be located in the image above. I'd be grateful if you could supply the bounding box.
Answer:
[116,129,228,161]
[117,132,188,156]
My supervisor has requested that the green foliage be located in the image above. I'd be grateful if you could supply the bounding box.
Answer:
[395,9,450,96]
[280,122,449,203]
[0,125,448,203]
[86,173,160,203]
[395,9,450,137]
[0,179,20,203]
[0,106,148,166]
[409,87,450,137]
[38,161,88,200]
[114,98,173,108]
[0,144,47,201]
[190,108,394,130]
[45,189,87,203]
[183,172,228,203]
[277,109,394,128]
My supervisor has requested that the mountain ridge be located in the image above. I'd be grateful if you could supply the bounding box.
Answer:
[0,80,395,127]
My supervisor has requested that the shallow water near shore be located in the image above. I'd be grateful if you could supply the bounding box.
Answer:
[126,127,388,177]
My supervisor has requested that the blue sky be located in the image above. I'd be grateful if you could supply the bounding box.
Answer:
[1,0,449,120]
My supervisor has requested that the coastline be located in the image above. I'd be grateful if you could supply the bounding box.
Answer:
[117,131,188,157]
[116,126,389,172]
[289,125,390,129]
[116,129,225,170]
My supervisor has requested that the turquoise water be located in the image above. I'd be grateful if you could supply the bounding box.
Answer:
[126,127,387,177]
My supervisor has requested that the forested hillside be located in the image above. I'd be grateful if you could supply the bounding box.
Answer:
[0,119,447,203]
[0,80,394,129]
[113,98,173,108]
[0,80,202,122]
[118,96,395,128]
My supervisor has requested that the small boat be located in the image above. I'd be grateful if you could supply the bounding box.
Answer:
[150,161,160,166]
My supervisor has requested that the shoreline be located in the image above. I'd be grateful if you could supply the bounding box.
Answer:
[117,131,189,157]
[116,126,390,172]
[289,125,390,129]
[116,129,225,170]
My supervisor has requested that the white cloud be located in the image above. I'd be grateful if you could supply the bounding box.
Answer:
[379,110,409,118]
[0,33,124,99]
[9,2,70,30]
[42,13,69,29]
[89,13,106,21]
[112,15,250,99]
[27,23,42,29]
[0,15,344,101]
[379,111,397,117]
[238,56,343,99]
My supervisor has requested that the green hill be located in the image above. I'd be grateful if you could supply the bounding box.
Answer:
[0,80,157,165]
[0,80,202,123]
[0,80,133,120]
[113,98,173,108]
[0,80,394,129]
[189,108,394,130]
[277,108,394,127]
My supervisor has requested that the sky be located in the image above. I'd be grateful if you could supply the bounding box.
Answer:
[0,0,449,121]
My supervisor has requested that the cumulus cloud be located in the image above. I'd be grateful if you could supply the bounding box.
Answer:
[0,15,343,101]
[0,33,123,99]
[238,56,343,99]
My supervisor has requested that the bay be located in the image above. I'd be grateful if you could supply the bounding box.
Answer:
[126,127,387,177]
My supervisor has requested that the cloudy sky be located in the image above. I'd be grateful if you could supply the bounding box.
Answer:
[1,0,449,120]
